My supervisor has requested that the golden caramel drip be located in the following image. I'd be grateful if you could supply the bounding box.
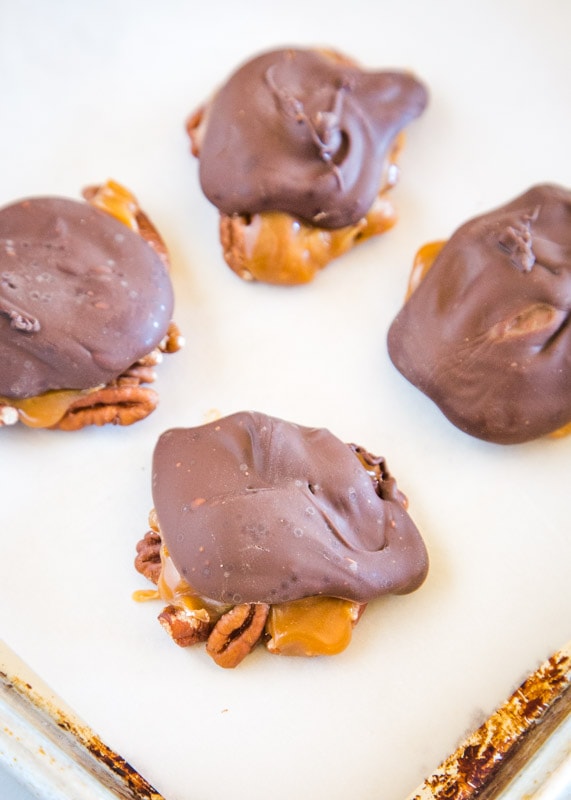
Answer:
[156,544,224,619]
[136,513,363,658]
[405,240,447,299]
[231,195,397,285]
[548,421,571,438]
[222,133,405,286]
[132,588,161,602]
[0,388,100,428]
[87,179,140,232]
[266,596,360,657]
[135,542,228,624]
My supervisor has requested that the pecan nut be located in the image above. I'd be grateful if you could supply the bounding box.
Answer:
[158,604,212,648]
[131,349,163,368]
[159,321,184,354]
[131,206,170,268]
[134,529,163,584]
[116,364,158,386]
[206,603,270,669]
[54,385,158,431]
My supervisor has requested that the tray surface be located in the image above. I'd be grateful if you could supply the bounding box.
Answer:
[1,2,570,798]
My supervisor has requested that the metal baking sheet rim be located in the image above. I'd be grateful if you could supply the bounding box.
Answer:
[0,640,163,800]
[0,639,569,800]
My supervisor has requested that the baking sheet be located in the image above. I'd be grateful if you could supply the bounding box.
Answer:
[0,1,570,799]
[0,640,163,800]
[0,640,569,800]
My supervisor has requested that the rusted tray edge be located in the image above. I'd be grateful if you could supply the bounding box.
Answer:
[407,641,571,800]
[0,640,164,800]
[2,639,570,800]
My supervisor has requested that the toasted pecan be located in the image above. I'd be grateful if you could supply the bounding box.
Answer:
[206,603,270,668]
[54,385,158,431]
[158,321,184,355]
[158,604,212,647]
[134,529,163,584]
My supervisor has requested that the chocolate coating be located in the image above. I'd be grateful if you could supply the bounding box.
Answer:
[387,184,571,444]
[196,48,427,229]
[152,412,428,605]
[0,197,174,398]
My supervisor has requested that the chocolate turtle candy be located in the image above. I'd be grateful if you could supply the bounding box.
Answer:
[387,184,571,444]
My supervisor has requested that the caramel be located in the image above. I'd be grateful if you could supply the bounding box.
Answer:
[132,588,161,603]
[266,597,360,657]
[188,49,428,285]
[224,193,397,285]
[0,388,99,428]
[139,412,428,663]
[88,180,140,232]
[136,527,363,657]
[405,240,446,299]
[549,421,571,439]
[137,541,229,624]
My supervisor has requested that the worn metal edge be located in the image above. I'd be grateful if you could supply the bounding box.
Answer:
[407,641,571,799]
[497,713,571,799]
[0,640,164,800]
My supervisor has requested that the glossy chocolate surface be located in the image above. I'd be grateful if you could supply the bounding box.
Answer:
[387,184,571,444]
[196,48,427,228]
[152,411,428,605]
[0,197,174,398]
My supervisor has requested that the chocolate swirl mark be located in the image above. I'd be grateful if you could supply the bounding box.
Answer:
[0,302,41,332]
[497,205,567,277]
[0,273,41,333]
[264,64,349,189]
[497,206,540,272]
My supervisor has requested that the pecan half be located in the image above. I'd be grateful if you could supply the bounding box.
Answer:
[206,603,270,669]
[159,321,184,355]
[158,604,212,647]
[134,529,163,584]
[131,349,163,368]
[53,385,158,431]
[132,207,170,268]
[114,340,178,389]
[117,364,158,385]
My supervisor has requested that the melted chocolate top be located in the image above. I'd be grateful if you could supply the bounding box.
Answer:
[196,48,428,229]
[387,184,571,444]
[152,412,428,605]
[0,197,174,398]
